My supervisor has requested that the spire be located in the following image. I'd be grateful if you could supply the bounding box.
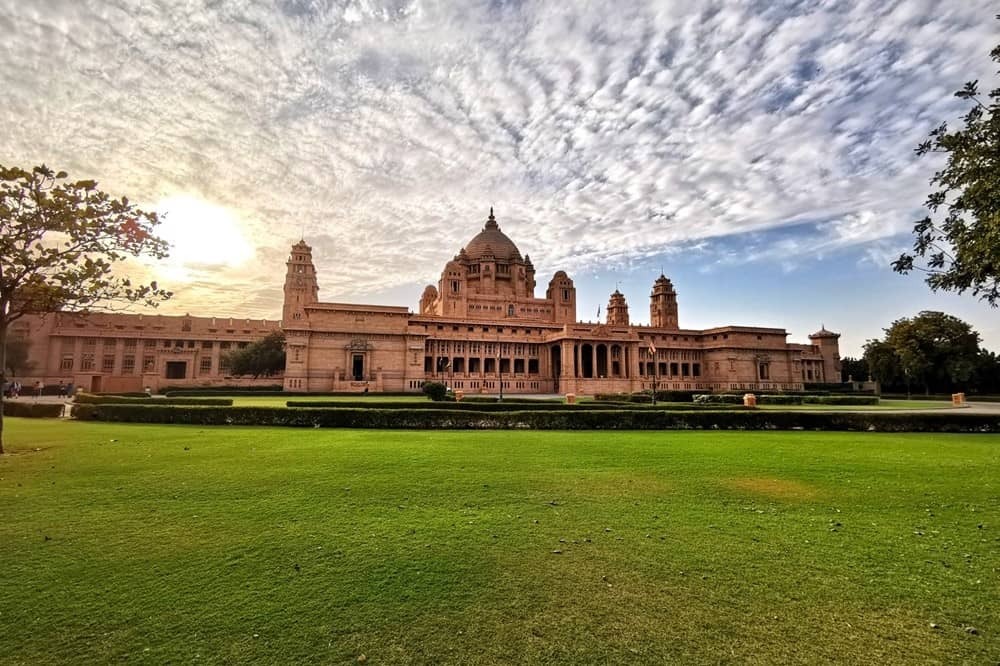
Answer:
[485,207,498,231]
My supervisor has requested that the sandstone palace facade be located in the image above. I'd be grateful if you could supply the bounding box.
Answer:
[11,210,839,394]
[281,210,840,395]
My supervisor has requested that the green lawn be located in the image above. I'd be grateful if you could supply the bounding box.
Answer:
[1,420,997,664]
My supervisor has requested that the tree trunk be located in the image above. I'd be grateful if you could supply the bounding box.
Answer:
[0,323,7,455]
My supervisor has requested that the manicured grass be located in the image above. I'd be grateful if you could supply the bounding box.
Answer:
[1,420,997,664]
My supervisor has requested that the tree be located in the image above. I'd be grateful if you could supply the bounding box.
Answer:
[3,336,35,378]
[973,349,1000,394]
[864,311,981,394]
[0,165,170,454]
[863,339,901,389]
[893,18,1000,305]
[422,381,448,401]
[839,356,868,382]
[223,331,286,379]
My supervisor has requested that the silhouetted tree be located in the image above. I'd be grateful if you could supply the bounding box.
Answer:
[223,331,286,379]
[0,165,170,453]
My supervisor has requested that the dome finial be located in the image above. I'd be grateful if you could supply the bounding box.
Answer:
[484,206,499,231]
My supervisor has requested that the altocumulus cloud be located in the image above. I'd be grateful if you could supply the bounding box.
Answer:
[1,0,995,317]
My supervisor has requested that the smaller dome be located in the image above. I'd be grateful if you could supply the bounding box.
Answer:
[810,325,839,338]
[422,284,438,296]
[553,270,568,279]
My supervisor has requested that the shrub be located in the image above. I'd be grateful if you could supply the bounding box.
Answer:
[694,394,744,404]
[594,393,630,402]
[460,396,563,404]
[161,384,284,393]
[802,395,879,405]
[653,390,699,402]
[3,401,64,418]
[422,382,448,402]
[164,390,420,397]
[71,404,1000,432]
[758,395,803,405]
[74,393,233,406]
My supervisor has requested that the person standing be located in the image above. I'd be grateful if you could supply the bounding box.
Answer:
[34,380,42,399]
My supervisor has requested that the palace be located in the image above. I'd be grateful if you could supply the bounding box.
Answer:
[281,210,840,394]
[10,210,839,394]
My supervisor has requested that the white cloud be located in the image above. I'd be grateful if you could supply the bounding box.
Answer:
[1,0,995,317]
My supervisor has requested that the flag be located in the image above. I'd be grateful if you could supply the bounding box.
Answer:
[597,305,601,319]
[648,339,657,356]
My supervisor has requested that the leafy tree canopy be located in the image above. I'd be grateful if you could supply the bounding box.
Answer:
[3,336,35,378]
[863,311,982,394]
[894,19,1000,305]
[0,165,171,453]
[223,331,286,379]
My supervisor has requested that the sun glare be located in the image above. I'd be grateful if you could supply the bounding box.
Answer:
[154,195,254,270]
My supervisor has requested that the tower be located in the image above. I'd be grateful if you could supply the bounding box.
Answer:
[282,240,319,324]
[546,271,576,324]
[808,325,842,383]
[607,289,629,326]
[650,274,678,330]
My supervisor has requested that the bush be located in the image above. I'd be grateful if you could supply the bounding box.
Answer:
[98,392,151,398]
[757,395,803,405]
[803,382,864,394]
[653,390,699,402]
[74,393,232,406]
[594,391,698,403]
[3,401,64,418]
[422,382,448,402]
[694,394,744,404]
[164,390,420,397]
[460,396,564,404]
[161,384,284,394]
[71,404,1000,432]
[803,395,879,405]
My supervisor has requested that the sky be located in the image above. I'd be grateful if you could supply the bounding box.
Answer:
[2,0,997,357]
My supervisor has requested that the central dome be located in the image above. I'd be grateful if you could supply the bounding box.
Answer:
[463,209,521,261]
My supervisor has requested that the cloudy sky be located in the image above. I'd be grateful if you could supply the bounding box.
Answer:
[2,0,997,356]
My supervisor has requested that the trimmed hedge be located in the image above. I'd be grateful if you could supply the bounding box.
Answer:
[286,400,747,412]
[161,384,284,394]
[803,395,879,405]
[164,390,419,398]
[74,393,233,406]
[460,396,564,404]
[696,394,881,406]
[595,391,700,403]
[694,394,745,404]
[3,401,65,418]
[70,404,1000,432]
[881,393,1000,403]
[96,392,151,398]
